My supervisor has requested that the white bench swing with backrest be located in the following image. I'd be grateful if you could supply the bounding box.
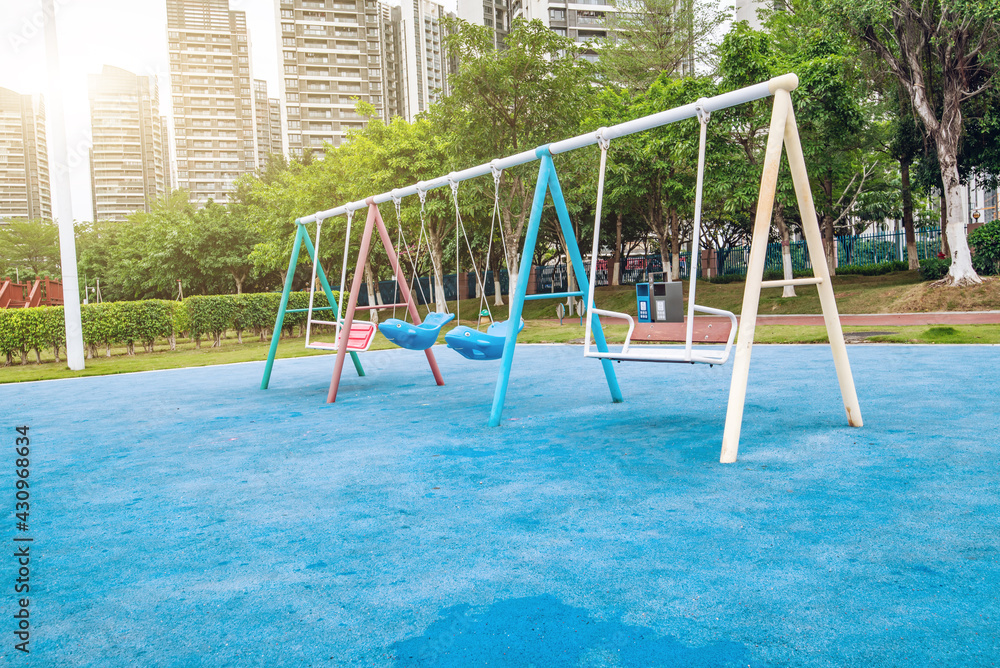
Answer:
[269,73,863,462]
[583,102,738,365]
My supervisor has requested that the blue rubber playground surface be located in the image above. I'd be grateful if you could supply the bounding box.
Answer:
[2,343,998,667]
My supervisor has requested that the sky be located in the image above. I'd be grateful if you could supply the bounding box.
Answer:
[0,0,281,223]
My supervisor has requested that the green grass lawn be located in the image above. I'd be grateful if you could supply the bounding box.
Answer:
[2,271,997,384]
[3,317,998,385]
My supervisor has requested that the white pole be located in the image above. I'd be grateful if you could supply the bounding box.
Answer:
[43,0,84,370]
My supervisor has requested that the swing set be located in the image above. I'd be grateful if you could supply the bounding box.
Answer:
[260,73,863,462]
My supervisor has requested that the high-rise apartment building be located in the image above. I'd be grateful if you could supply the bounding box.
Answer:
[162,116,175,192]
[513,0,615,62]
[0,87,51,222]
[88,66,168,222]
[254,79,284,167]
[167,0,258,205]
[379,4,407,121]
[456,0,509,48]
[401,0,451,120]
[278,0,387,157]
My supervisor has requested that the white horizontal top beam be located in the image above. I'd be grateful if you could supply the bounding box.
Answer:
[298,73,798,224]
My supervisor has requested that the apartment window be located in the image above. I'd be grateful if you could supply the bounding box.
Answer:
[284,65,298,74]
[281,9,294,17]
[552,27,567,36]
[549,8,565,20]
[283,37,296,46]
[287,93,300,102]
[284,50,297,61]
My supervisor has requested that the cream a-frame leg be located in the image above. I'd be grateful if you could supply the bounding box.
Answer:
[720,86,863,463]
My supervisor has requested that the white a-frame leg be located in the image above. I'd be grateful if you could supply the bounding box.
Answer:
[720,87,863,463]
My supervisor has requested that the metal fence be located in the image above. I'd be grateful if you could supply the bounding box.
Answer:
[347,228,941,306]
[717,227,942,276]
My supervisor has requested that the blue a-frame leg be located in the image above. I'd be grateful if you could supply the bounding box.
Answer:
[261,223,364,390]
[488,147,623,426]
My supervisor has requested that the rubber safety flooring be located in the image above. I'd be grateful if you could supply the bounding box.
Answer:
[1,344,997,667]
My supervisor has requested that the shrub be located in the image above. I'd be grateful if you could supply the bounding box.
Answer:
[835,261,909,276]
[919,257,951,281]
[969,221,1000,275]
[185,295,237,347]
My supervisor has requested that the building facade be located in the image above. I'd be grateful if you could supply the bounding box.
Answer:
[167,0,258,205]
[379,4,407,121]
[401,0,451,120]
[88,66,168,222]
[0,87,51,222]
[254,79,284,167]
[278,0,388,156]
[456,0,509,48]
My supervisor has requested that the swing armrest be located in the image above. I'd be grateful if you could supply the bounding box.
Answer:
[591,308,635,354]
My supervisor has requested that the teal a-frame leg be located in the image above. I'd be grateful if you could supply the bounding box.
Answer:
[261,222,364,390]
[488,147,623,426]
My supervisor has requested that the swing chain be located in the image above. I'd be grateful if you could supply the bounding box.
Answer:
[391,191,402,222]
[596,127,610,152]
[695,99,711,125]
[417,186,427,218]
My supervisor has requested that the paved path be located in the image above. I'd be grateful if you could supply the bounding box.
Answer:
[619,311,1000,342]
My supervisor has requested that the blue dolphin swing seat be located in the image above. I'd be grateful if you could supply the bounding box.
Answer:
[378,311,455,351]
[445,318,524,361]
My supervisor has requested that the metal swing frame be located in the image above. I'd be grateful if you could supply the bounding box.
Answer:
[277,73,863,463]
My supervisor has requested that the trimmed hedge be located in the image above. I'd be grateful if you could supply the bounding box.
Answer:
[1,290,342,366]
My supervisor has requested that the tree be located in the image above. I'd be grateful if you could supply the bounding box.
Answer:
[191,202,259,295]
[338,115,457,313]
[885,90,924,269]
[0,218,61,279]
[435,18,597,298]
[841,0,999,285]
[763,10,876,276]
[591,75,719,281]
[598,0,725,91]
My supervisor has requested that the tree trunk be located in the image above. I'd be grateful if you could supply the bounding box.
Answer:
[611,212,622,286]
[940,193,950,258]
[426,230,449,313]
[364,262,380,323]
[774,202,796,297]
[821,213,837,277]
[499,175,529,300]
[233,274,244,295]
[900,158,918,270]
[937,148,980,284]
[669,208,681,281]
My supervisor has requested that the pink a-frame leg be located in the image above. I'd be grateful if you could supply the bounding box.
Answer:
[327,200,444,403]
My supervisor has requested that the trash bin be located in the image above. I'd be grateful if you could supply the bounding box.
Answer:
[650,281,683,322]
[636,283,651,323]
